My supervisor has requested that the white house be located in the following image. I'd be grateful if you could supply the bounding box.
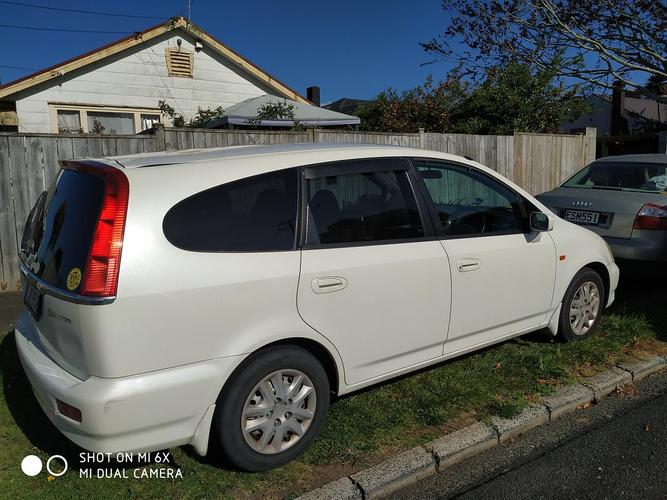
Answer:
[0,17,310,134]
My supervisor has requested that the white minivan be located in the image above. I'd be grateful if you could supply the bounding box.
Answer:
[16,144,619,471]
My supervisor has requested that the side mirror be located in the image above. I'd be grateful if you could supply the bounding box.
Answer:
[530,211,552,232]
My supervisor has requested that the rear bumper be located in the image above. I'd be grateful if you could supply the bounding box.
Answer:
[15,311,242,455]
[604,234,667,263]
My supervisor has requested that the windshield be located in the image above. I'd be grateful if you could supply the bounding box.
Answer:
[561,162,667,192]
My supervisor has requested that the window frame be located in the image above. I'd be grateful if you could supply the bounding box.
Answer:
[409,158,533,240]
[298,157,436,250]
[49,103,163,134]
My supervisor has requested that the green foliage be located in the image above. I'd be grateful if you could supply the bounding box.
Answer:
[451,63,589,135]
[248,100,306,131]
[357,64,588,134]
[356,75,467,133]
[157,100,225,129]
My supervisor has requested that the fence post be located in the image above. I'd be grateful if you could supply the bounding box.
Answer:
[583,126,597,163]
[418,128,425,149]
[154,124,167,151]
[307,128,315,143]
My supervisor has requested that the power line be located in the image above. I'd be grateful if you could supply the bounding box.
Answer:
[0,23,138,34]
[0,0,167,20]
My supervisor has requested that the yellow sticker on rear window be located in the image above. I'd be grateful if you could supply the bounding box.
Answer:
[66,268,82,291]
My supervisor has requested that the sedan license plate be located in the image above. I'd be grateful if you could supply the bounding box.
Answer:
[24,283,42,319]
[564,209,600,226]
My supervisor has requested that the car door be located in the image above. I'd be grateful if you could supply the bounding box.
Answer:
[297,157,451,386]
[412,159,556,355]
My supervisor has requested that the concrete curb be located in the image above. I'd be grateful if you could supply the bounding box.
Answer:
[296,357,666,499]
[491,404,550,443]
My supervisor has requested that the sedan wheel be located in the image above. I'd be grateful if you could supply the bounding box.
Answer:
[568,281,601,336]
[558,267,605,341]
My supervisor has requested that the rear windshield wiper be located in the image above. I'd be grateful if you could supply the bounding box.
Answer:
[589,185,623,191]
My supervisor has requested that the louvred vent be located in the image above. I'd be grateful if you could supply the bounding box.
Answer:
[166,48,193,78]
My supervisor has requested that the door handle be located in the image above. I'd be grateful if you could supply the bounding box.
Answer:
[311,277,348,294]
[457,258,481,272]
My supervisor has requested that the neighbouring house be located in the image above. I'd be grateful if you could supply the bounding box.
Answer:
[206,94,360,129]
[0,16,311,134]
[562,82,666,156]
[324,97,374,116]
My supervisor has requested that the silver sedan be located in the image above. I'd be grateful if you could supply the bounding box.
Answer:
[537,154,667,263]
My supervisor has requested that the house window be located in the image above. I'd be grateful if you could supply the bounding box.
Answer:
[87,111,135,134]
[141,114,161,130]
[165,48,194,78]
[50,104,162,134]
[57,110,82,133]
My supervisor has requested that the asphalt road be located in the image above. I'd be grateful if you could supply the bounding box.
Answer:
[389,369,667,500]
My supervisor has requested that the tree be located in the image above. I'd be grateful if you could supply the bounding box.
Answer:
[451,63,588,134]
[421,0,667,103]
[356,64,587,134]
[157,100,225,128]
[356,75,467,132]
[248,100,306,131]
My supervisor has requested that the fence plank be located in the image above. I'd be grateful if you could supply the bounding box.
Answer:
[0,135,19,290]
[41,137,60,186]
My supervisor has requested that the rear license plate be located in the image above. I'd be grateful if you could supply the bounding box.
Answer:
[24,283,42,319]
[564,209,600,226]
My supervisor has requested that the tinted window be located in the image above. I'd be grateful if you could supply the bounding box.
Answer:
[163,169,298,252]
[306,162,424,246]
[415,161,523,236]
[21,169,104,291]
[562,162,667,192]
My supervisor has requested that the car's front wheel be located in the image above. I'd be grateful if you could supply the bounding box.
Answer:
[211,345,330,471]
[558,267,605,341]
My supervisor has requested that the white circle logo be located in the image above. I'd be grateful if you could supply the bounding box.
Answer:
[21,455,43,476]
[46,455,68,477]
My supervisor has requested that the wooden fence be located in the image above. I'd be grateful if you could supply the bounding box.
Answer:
[0,126,595,292]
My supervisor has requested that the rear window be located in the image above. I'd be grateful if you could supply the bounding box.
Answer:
[562,162,667,192]
[163,168,298,252]
[21,169,104,291]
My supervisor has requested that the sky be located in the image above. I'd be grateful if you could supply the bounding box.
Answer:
[0,0,454,103]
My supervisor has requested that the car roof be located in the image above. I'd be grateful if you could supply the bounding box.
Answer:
[83,143,433,169]
[593,154,667,165]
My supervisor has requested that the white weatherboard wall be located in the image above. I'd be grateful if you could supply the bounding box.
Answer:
[13,30,275,133]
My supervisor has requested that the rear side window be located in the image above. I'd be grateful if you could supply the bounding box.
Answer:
[163,168,298,252]
[21,169,105,290]
[562,162,667,192]
[305,160,424,246]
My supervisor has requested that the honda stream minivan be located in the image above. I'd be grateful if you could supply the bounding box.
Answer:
[16,144,619,471]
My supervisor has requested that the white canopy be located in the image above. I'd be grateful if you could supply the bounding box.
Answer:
[207,94,360,128]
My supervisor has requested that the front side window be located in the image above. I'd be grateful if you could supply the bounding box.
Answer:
[562,162,667,193]
[163,168,298,252]
[306,159,424,246]
[415,160,524,236]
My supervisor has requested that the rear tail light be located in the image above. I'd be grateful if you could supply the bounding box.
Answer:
[65,163,129,297]
[633,203,667,231]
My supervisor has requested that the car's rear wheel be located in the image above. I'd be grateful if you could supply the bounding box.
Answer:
[558,267,605,341]
[211,345,329,471]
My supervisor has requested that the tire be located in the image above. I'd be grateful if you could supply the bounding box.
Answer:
[211,345,330,471]
[557,267,605,341]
